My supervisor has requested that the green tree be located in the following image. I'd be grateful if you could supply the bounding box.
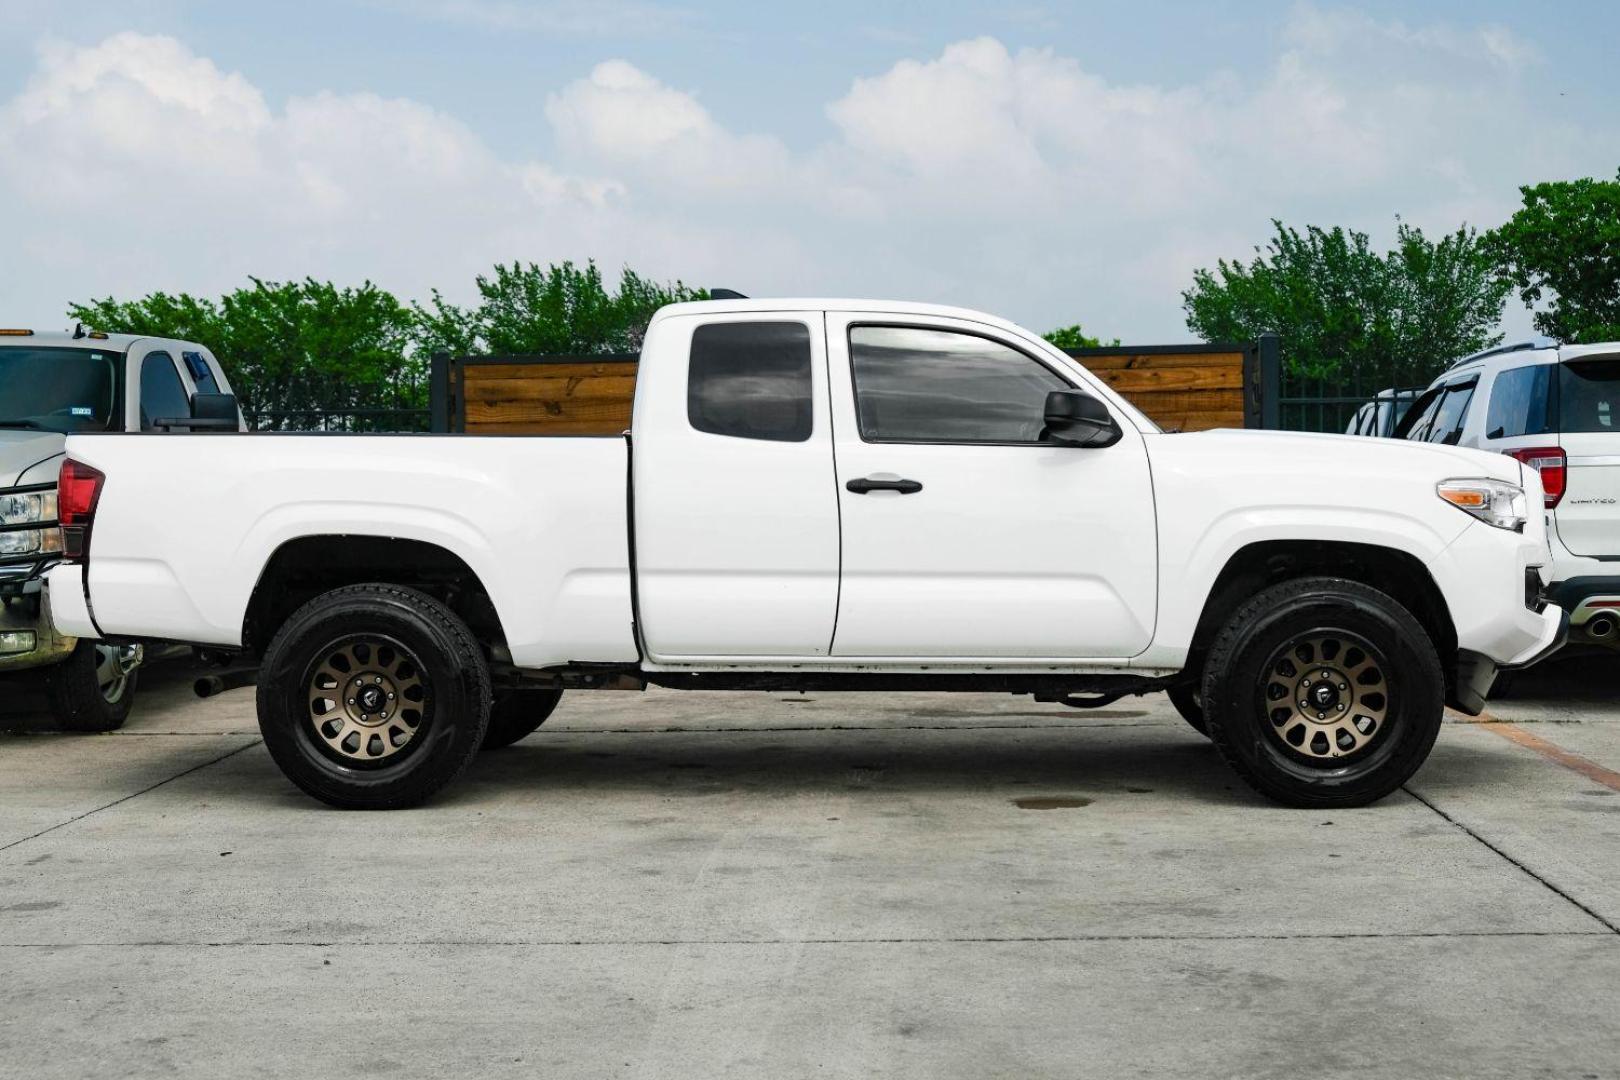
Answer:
[1183,220,1509,383]
[71,278,423,429]
[1042,324,1120,350]
[414,260,705,357]
[1487,171,1620,343]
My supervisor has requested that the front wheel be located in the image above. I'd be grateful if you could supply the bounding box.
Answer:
[44,641,143,732]
[257,584,491,809]
[1202,577,1444,809]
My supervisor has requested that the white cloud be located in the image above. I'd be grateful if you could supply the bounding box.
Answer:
[0,9,1612,342]
[368,0,696,36]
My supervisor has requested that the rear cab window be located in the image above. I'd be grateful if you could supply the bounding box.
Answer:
[687,321,813,442]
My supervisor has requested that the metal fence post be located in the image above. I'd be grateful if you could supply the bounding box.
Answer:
[1258,333,1282,430]
[429,351,450,434]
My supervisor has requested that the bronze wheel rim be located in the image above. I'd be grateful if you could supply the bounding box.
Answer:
[1262,632,1391,763]
[306,637,428,764]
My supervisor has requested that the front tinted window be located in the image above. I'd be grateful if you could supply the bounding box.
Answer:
[850,326,1069,443]
[687,321,812,442]
[139,352,192,431]
[1393,386,1442,439]
[1424,381,1476,444]
[0,347,118,432]
[1560,359,1620,433]
[1484,364,1554,440]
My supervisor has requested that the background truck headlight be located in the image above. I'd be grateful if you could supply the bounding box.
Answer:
[0,490,58,525]
[1436,479,1528,532]
[0,527,63,556]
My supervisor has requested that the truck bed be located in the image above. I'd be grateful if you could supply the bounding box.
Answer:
[56,433,638,667]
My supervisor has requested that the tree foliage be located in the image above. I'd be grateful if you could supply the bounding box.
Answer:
[413,261,705,357]
[1486,171,1620,344]
[71,279,421,428]
[69,261,703,429]
[1183,220,1509,383]
[1042,324,1119,350]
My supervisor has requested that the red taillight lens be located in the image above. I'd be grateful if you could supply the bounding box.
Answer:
[58,458,105,561]
[1506,446,1566,508]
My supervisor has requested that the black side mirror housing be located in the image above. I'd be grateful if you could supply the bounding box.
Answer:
[154,393,240,432]
[1044,389,1122,448]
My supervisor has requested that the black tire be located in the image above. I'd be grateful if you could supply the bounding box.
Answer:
[1202,576,1444,809]
[44,641,140,732]
[482,688,564,750]
[257,584,491,810]
[1166,682,1208,736]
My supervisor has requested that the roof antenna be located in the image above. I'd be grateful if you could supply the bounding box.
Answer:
[72,322,86,339]
[709,288,748,300]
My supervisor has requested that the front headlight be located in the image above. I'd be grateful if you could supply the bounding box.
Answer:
[1437,479,1527,531]
[0,490,58,525]
[0,527,64,556]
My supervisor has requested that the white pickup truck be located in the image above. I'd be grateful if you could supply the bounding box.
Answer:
[45,299,1565,809]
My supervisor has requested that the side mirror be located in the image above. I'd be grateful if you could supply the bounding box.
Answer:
[1044,389,1121,448]
[154,393,240,432]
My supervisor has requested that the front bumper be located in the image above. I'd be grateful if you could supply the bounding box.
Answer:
[0,564,76,673]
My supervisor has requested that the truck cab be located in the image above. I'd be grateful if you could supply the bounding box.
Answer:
[0,328,240,729]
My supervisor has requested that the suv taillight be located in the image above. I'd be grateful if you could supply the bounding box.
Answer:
[58,458,105,562]
[1506,446,1566,508]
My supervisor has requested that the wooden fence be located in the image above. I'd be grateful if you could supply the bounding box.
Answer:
[431,337,1276,436]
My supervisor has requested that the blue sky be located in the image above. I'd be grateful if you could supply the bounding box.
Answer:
[2,0,1618,340]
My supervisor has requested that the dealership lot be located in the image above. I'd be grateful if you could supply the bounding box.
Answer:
[3,658,1619,1079]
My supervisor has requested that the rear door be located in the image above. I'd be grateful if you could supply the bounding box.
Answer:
[1555,353,1620,558]
[632,312,841,659]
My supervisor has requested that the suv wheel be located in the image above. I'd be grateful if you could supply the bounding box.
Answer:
[257,584,490,809]
[45,641,142,732]
[1202,576,1444,808]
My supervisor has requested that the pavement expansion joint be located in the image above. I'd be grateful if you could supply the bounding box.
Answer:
[1403,784,1620,935]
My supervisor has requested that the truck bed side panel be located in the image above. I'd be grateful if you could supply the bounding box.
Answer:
[63,434,637,667]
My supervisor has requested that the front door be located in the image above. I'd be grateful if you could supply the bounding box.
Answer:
[825,313,1158,659]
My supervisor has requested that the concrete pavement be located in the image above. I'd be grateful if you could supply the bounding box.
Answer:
[2,654,1618,1078]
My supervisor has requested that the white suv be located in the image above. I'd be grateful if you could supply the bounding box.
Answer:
[1397,341,1620,649]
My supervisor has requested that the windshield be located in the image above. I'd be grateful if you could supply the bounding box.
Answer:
[0,347,120,432]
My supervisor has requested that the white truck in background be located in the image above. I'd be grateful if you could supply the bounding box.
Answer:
[1,328,240,729]
[45,298,1564,808]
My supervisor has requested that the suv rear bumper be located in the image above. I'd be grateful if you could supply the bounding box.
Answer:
[1545,575,1620,648]
[0,567,76,674]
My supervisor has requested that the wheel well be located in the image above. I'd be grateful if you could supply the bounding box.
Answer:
[1188,540,1457,686]
[242,536,507,659]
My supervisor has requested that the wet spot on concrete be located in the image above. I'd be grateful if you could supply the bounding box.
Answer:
[23,853,50,865]
[1013,796,1092,810]
[2,900,61,912]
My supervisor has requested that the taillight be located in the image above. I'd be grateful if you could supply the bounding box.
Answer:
[58,458,105,562]
[1506,446,1566,508]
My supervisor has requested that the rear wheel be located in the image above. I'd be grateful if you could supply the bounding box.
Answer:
[44,641,142,732]
[257,584,490,809]
[1202,577,1444,808]
[482,688,564,749]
